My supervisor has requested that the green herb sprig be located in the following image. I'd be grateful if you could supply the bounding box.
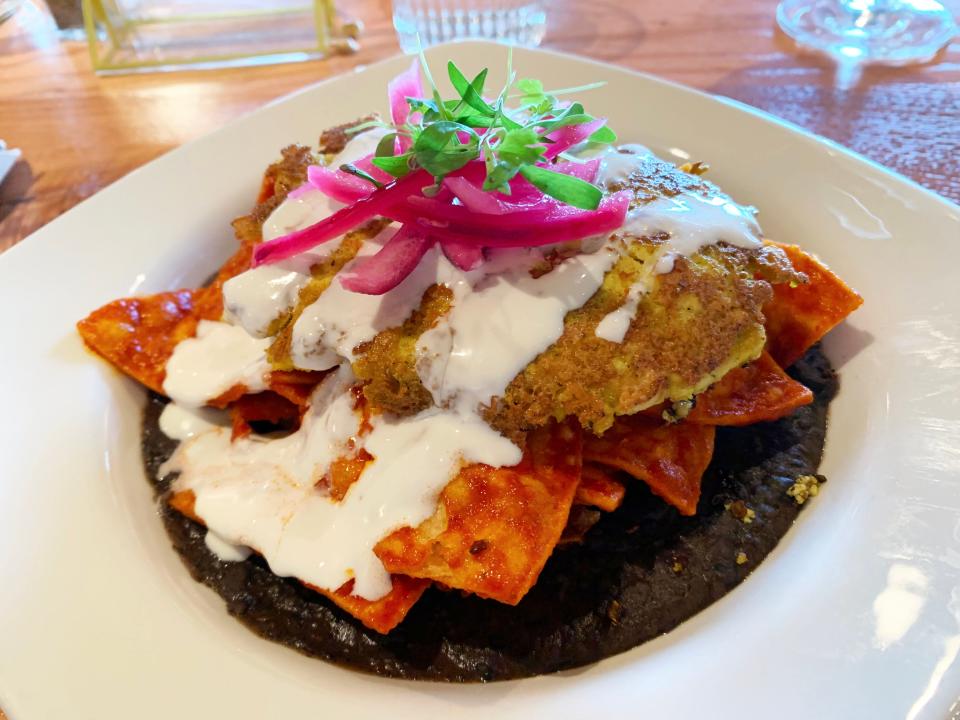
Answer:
[348,54,616,210]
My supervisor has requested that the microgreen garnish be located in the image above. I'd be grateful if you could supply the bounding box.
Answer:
[339,163,384,189]
[351,54,614,209]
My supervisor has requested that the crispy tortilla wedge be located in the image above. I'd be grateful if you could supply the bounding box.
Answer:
[76,243,252,394]
[583,417,716,516]
[168,489,427,634]
[375,422,582,605]
[575,463,626,512]
[685,351,813,425]
[763,242,863,367]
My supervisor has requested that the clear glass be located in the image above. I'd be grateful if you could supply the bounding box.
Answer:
[776,0,958,67]
[0,0,22,23]
[82,0,360,74]
[392,0,546,53]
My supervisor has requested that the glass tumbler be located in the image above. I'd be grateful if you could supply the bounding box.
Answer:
[392,0,547,53]
[0,0,21,23]
[776,0,957,66]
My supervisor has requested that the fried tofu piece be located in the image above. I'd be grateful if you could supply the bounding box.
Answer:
[485,246,771,435]
[375,422,582,605]
[582,416,716,516]
[168,489,427,634]
[763,242,863,367]
[354,240,784,438]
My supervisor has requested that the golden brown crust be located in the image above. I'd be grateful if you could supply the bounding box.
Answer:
[353,283,454,415]
[232,144,315,245]
[484,244,771,435]
[318,115,379,155]
[252,146,803,437]
[266,220,388,369]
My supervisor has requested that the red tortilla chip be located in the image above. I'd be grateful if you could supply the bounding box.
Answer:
[764,242,863,367]
[268,369,329,407]
[324,449,373,502]
[685,351,813,425]
[169,489,427,634]
[229,391,302,440]
[77,287,218,394]
[77,243,253,394]
[576,463,626,512]
[375,422,582,605]
[583,416,715,516]
[308,576,429,635]
[208,383,249,409]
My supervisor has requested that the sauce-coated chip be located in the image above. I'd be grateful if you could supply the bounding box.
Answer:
[575,463,626,512]
[685,351,813,425]
[583,417,715,516]
[168,489,428,634]
[764,242,863,367]
[76,244,252,394]
[376,423,582,605]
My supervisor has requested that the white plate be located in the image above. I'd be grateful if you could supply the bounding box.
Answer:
[2,41,959,719]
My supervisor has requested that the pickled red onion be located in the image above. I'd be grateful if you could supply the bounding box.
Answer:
[387,59,423,152]
[439,238,484,271]
[339,225,433,295]
[542,119,607,159]
[252,170,433,266]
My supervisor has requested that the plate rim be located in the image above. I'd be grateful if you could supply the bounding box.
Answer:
[2,39,959,720]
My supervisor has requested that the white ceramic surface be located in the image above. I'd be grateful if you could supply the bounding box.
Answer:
[2,42,959,719]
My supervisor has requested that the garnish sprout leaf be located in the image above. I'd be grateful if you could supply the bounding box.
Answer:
[587,126,618,144]
[483,160,522,193]
[340,163,385,189]
[519,165,603,210]
[371,154,414,178]
[413,121,479,177]
[496,127,547,167]
[375,133,399,157]
[447,62,495,117]
[516,77,545,103]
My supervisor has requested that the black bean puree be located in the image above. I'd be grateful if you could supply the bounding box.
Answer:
[141,347,837,682]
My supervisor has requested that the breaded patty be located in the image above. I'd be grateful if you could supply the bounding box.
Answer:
[259,144,804,435]
[484,242,772,435]
[353,160,802,435]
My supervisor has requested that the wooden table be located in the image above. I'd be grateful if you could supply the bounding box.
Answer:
[1,0,958,253]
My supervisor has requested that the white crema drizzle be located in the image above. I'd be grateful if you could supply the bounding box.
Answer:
[163,367,520,598]
[159,141,768,596]
[416,244,621,415]
[591,144,763,340]
[163,320,271,407]
[290,235,464,370]
[222,128,390,338]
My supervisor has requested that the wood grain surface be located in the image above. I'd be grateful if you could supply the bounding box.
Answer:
[0,0,958,253]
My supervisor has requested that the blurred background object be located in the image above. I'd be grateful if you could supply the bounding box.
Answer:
[777,0,957,68]
[0,142,21,187]
[0,0,22,22]
[82,0,360,73]
[392,0,546,53]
